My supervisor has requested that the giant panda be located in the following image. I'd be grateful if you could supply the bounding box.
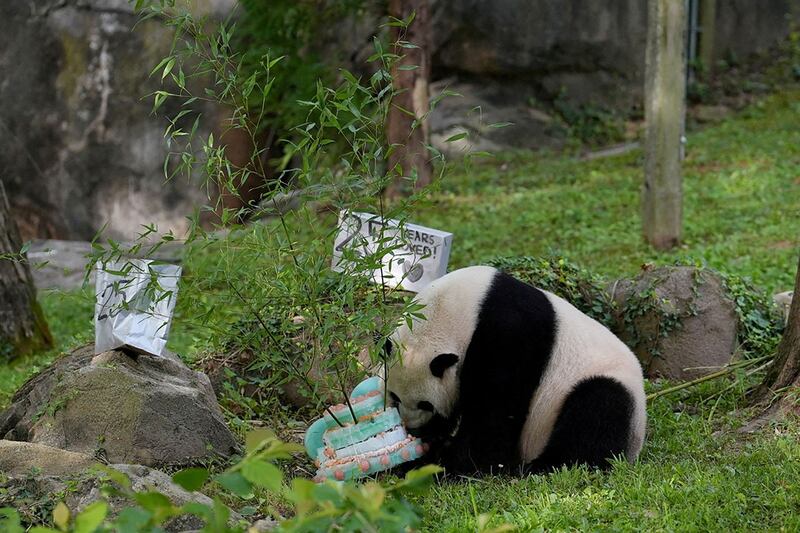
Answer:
[385,265,646,476]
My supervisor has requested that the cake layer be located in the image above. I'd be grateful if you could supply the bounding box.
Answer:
[314,438,426,482]
[323,408,402,450]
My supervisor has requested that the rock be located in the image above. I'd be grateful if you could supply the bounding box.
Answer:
[0,344,238,466]
[250,518,280,531]
[0,440,98,476]
[774,291,793,325]
[0,0,235,241]
[26,239,184,290]
[430,0,648,112]
[0,460,246,532]
[429,78,565,156]
[65,463,244,531]
[610,266,739,381]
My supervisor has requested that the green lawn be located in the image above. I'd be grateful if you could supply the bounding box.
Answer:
[410,90,800,531]
[3,90,800,531]
[415,90,800,295]
[418,380,800,531]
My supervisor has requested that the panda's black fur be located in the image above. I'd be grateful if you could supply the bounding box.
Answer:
[386,266,645,476]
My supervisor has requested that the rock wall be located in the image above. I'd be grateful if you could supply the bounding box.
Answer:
[431,0,797,110]
[0,0,235,241]
[2,0,796,239]
[427,0,798,153]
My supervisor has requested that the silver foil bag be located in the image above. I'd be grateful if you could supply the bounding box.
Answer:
[94,259,182,356]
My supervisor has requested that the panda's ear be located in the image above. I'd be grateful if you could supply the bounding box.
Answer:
[382,338,393,359]
[430,353,459,378]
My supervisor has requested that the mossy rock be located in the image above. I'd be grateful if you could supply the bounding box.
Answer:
[610,266,739,380]
[0,344,238,466]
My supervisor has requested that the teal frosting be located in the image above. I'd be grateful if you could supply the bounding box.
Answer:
[304,376,426,482]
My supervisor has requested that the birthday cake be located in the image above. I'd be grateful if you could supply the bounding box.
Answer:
[304,376,427,482]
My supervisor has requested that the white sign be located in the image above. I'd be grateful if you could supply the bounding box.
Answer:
[94,259,182,356]
[332,211,452,292]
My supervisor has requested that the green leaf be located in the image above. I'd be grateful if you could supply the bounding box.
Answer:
[0,508,25,533]
[92,465,131,489]
[111,507,151,533]
[215,471,253,498]
[134,491,173,512]
[394,465,443,495]
[241,459,283,492]
[488,121,514,129]
[53,502,70,531]
[161,57,176,81]
[172,467,210,492]
[73,501,108,533]
[245,428,276,454]
[444,132,468,143]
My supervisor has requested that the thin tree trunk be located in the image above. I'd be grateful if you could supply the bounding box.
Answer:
[643,0,687,250]
[385,0,432,199]
[0,180,53,360]
[751,252,800,404]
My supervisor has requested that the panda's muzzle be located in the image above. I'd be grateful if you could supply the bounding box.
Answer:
[406,412,456,442]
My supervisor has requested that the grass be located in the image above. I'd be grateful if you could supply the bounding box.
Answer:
[0,290,93,408]
[2,90,799,531]
[418,380,800,531]
[406,90,800,531]
[415,90,800,294]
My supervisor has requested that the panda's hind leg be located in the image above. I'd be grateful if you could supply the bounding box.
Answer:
[524,376,635,474]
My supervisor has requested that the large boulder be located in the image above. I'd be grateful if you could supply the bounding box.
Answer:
[610,266,739,381]
[428,78,565,156]
[430,0,796,109]
[0,344,238,466]
[0,0,235,241]
[0,441,253,532]
[63,463,249,531]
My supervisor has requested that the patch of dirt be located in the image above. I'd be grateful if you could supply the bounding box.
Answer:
[769,240,796,250]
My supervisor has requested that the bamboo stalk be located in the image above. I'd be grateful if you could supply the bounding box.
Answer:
[647,354,772,402]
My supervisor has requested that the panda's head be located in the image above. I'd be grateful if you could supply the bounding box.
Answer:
[385,266,497,437]
[386,346,460,433]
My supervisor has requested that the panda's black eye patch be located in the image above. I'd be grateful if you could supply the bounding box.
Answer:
[417,401,434,412]
[430,353,459,378]
[389,392,401,404]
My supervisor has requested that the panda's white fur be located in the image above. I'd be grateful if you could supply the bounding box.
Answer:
[387,265,647,473]
[389,266,495,429]
[519,292,646,462]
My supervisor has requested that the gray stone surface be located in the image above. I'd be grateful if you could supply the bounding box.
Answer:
[422,0,798,154]
[430,0,796,107]
[0,458,248,532]
[428,78,565,156]
[0,440,98,476]
[0,0,234,241]
[27,239,184,290]
[67,463,244,530]
[0,344,238,466]
[610,266,739,381]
